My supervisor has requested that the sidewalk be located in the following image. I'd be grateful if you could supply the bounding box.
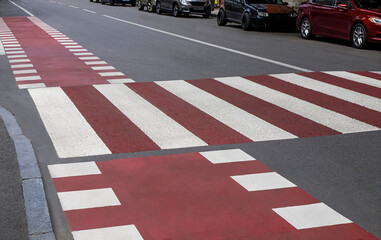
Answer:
[0,117,28,240]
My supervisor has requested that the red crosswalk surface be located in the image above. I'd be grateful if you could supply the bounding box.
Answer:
[0,17,133,89]
[27,71,381,158]
[48,149,378,240]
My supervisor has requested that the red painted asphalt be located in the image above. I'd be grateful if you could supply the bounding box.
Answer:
[52,152,378,239]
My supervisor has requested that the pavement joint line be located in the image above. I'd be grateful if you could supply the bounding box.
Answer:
[102,14,312,72]
[0,106,56,240]
[8,0,34,16]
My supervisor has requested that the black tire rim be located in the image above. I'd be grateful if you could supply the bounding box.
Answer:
[353,25,365,47]
[301,19,310,38]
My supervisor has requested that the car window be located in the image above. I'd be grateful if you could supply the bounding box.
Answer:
[315,0,334,5]
[353,0,381,9]
[247,0,284,4]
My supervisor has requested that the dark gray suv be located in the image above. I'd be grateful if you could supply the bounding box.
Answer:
[156,0,213,17]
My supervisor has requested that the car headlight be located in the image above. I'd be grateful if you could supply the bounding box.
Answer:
[369,17,381,24]
[180,0,190,4]
[258,11,269,17]
[288,12,297,17]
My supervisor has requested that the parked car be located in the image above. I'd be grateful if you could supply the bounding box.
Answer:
[155,0,213,17]
[101,0,136,6]
[217,0,297,30]
[297,0,381,48]
[137,0,157,11]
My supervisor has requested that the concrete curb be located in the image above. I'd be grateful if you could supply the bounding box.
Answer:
[0,106,55,240]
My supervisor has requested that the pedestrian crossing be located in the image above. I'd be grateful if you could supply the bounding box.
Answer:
[48,149,378,239]
[29,71,381,158]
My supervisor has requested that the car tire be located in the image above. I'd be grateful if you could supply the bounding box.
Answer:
[90,0,93,2]
[131,0,136,6]
[217,9,227,26]
[173,3,180,17]
[110,0,115,5]
[147,1,155,12]
[351,23,367,49]
[300,17,314,39]
[137,0,144,10]
[202,10,210,18]
[156,1,162,14]
[101,0,106,4]
[242,13,251,31]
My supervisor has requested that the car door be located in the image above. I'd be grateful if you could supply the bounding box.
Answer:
[231,0,245,21]
[309,0,335,36]
[225,0,236,19]
[328,0,354,39]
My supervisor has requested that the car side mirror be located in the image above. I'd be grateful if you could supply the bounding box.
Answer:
[337,3,348,10]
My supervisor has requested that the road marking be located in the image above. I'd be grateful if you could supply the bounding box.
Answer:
[69,49,88,52]
[91,66,115,70]
[157,80,296,141]
[9,58,30,63]
[18,83,46,89]
[272,73,381,112]
[200,149,255,164]
[273,203,352,230]
[28,87,111,158]
[8,54,27,58]
[83,9,96,13]
[49,162,101,178]
[98,72,124,77]
[107,78,135,83]
[216,76,378,133]
[11,64,34,68]
[324,71,381,88]
[94,84,207,149]
[13,69,37,74]
[85,61,107,65]
[231,172,296,191]
[8,0,34,16]
[57,188,120,211]
[65,45,82,48]
[6,50,25,54]
[15,76,41,81]
[68,5,79,8]
[0,41,4,55]
[102,15,311,72]
[72,225,144,240]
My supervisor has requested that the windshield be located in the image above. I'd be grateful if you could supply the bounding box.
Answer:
[352,0,381,9]
[247,0,285,4]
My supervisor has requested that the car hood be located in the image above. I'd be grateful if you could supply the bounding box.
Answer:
[248,4,294,13]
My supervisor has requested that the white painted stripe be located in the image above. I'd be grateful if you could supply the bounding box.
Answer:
[46,30,59,33]
[48,162,101,178]
[0,34,14,37]
[98,72,124,77]
[85,61,107,65]
[91,66,115,70]
[0,37,16,39]
[371,71,381,75]
[107,78,135,84]
[83,9,96,13]
[157,80,296,141]
[69,49,88,52]
[51,35,66,37]
[18,83,46,89]
[200,149,255,164]
[9,59,30,63]
[7,54,27,58]
[72,225,144,240]
[272,73,381,113]
[216,76,378,133]
[58,188,120,211]
[324,71,381,88]
[74,52,93,56]
[13,69,37,74]
[273,203,352,229]
[2,41,18,44]
[231,172,296,191]
[65,45,82,48]
[11,64,33,69]
[102,14,311,72]
[77,56,97,59]
[61,42,78,45]
[68,5,79,8]
[94,84,207,149]
[4,47,22,51]
[3,44,20,47]
[54,37,70,40]
[29,87,111,158]
[6,50,25,54]
[15,76,41,81]
[57,40,74,42]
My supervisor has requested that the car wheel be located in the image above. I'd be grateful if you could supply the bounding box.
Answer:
[147,1,155,12]
[137,0,144,10]
[173,3,180,17]
[217,9,227,26]
[156,1,162,14]
[300,17,314,39]
[110,0,115,5]
[101,0,105,4]
[131,0,136,6]
[242,13,251,31]
[351,23,367,49]
[202,10,210,18]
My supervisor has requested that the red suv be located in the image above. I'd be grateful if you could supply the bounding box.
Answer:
[296,0,381,48]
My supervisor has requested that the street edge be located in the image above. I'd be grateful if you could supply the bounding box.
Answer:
[0,106,56,240]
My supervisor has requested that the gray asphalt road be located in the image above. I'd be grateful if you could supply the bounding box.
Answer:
[0,0,380,239]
